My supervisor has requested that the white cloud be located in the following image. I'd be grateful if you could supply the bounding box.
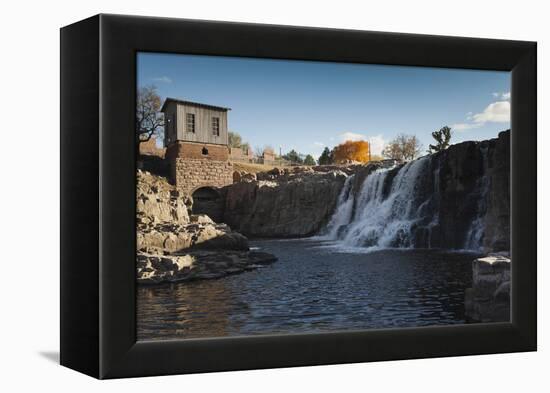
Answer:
[471,101,510,123]
[313,141,325,147]
[492,91,510,100]
[152,76,172,83]
[452,98,510,132]
[339,132,366,142]
[451,122,482,131]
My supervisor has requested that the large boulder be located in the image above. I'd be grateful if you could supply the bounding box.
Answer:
[137,250,277,284]
[137,221,249,253]
[136,171,248,252]
[223,170,349,237]
[233,170,257,183]
[136,169,268,285]
[136,170,189,225]
[465,253,510,322]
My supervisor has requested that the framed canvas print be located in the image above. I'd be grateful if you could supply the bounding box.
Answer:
[60,14,536,379]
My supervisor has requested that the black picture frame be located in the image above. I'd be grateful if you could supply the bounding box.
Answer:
[60,14,537,379]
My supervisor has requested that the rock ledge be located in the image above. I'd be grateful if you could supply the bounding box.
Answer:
[137,250,277,284]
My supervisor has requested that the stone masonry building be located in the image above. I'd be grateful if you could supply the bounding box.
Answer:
[161,98,233,198]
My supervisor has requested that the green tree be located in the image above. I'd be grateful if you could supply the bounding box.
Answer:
[228,131,243,148]
[304,154,316,166]
[283,149,303,164]
[317,147,333,165]
[428,126,452,153]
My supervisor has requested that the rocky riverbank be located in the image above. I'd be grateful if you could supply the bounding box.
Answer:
[426,129,510,252]
[465,253,511,322]
[136,169,277,284]
[136,130,510,283]
[137,250,277,284]
[224,166,354,237]
[223,131,510,253]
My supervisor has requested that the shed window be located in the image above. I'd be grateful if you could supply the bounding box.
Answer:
[212,117,220,136]
[186,113,195,133]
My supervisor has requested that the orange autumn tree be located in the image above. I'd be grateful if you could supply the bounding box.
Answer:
[332,140,371,163]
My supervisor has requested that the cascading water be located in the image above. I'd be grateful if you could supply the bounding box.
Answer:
[322,174,356,239]
[331,157,436,249]
[322,151,490,252]
[463,146,490,251]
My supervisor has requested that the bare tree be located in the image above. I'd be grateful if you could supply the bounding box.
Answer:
[254,146,264,158]
[254,145,275,157]
[136,85,164,146]
[403,135,422,160]
[382,134,423,161]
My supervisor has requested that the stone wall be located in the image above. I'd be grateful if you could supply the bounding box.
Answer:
[171,158,233,195]
[166,141,233,195]
[229,147,254,162]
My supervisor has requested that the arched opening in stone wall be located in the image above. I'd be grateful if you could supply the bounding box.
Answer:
[191,187,224,223]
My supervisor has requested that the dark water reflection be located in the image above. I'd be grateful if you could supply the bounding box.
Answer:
[137,239,480,341]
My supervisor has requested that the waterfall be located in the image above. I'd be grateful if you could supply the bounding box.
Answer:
[337,157,435,249]
[463,146,490,251]
[322,151,490,252]
[321,174,356,239]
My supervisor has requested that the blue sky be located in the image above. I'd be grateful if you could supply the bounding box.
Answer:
[137,52,510,158]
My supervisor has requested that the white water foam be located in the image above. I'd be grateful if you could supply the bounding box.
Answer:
[463,146,489,251]
[340,158,432,249]
[318,153,490,253]
[318,174,356,240]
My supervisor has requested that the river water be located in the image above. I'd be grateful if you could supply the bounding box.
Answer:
[137,239,480,341]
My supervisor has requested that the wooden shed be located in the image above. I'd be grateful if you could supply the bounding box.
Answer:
[161,98,230,147]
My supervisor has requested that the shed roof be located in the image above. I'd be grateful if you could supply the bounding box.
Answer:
[161,97,231,112]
